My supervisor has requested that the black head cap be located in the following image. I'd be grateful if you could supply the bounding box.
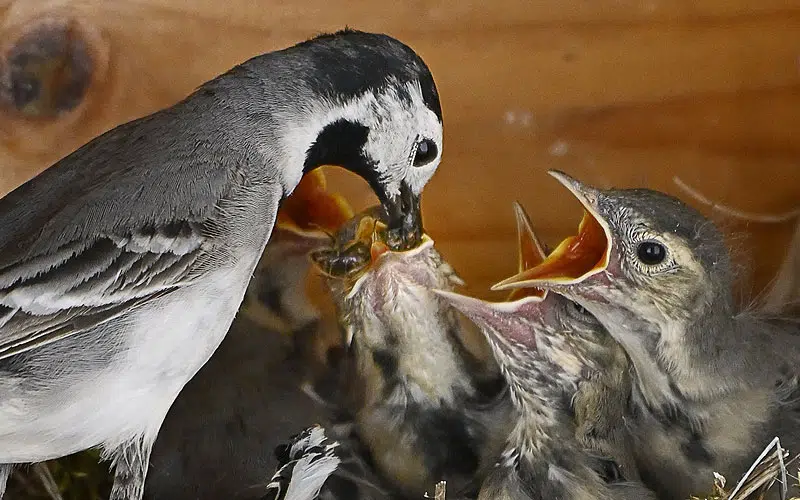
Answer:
[287,29,442,122]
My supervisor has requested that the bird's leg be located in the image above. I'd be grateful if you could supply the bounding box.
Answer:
[108,437,153,500]
[0,464,11,498]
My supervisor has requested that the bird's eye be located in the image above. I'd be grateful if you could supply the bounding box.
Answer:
[413,138,438,167]
[637,240,667,266]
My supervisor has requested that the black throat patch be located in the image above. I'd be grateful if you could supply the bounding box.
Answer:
[303,119,381,193]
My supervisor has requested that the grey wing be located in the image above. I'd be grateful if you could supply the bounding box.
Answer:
[0,99,247,269]
[0,96,284,359]
[0,221,210,360]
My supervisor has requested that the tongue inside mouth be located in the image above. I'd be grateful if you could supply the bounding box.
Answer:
[494,208,609,290]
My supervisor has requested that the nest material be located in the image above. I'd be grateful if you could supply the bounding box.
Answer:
[691,438,800,500]
[6,450,111,500]
[10,439,798,500]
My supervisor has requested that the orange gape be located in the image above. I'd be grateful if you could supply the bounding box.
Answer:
[507,202,547,301]
[276,169,354,233]
[518,210,608,283]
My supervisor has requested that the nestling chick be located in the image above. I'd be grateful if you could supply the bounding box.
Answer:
[436,202,654,500]
[494,171,800,499]
[312,207,514,499]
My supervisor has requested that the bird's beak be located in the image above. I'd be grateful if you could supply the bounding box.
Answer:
[353,216,391,264]
[433,200,549,350]
[492,171,611,291]
[357,216,433,266]
[380,181,423,251]
[308,211,434,280]
[513,200,547,272]
[275,169,355,249]
[507,201,549,301]
[434,289,541,350]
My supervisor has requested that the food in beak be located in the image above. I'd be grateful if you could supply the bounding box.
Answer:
[310,208,430,280]
[382,182,422,251]
[493,172,610,290]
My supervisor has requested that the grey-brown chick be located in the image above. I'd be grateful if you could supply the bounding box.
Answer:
[494,171,800,499]
[436,202,654,500]
[311,207,514,499]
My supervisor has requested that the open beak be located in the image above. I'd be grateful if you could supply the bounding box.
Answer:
[514,200,547,272]
[431,200,551,350]
[507,201,548,301]
[275,169,355,249]
[309,208,434,281]
[352,216,391,264]
[492,171,612,291]
[380,182,423,251]
[434,289,543,352]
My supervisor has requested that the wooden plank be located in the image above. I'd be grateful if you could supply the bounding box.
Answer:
[424,20,800,115]
[0,0,796,296]
[123,0,800,31]
[546,86,800,157]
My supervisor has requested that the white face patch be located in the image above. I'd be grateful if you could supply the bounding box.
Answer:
[276,79,443,198]
[360,81,443,197]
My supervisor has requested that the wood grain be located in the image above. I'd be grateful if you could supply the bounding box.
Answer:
[0,0,797,299]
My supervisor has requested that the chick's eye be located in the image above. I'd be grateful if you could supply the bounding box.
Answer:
[413,138,437,167]
[637,241,667,266]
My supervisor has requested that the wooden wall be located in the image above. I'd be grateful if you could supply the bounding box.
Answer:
[0,0,798,298]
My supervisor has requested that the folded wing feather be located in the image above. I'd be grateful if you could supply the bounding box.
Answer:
[0,221,209,359]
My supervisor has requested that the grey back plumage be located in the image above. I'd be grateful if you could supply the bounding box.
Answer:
[0,28,445,500]
[0,70,275,361]
[0,100,242,267]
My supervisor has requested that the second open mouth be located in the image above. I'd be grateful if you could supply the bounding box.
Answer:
[493,171,611,291]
